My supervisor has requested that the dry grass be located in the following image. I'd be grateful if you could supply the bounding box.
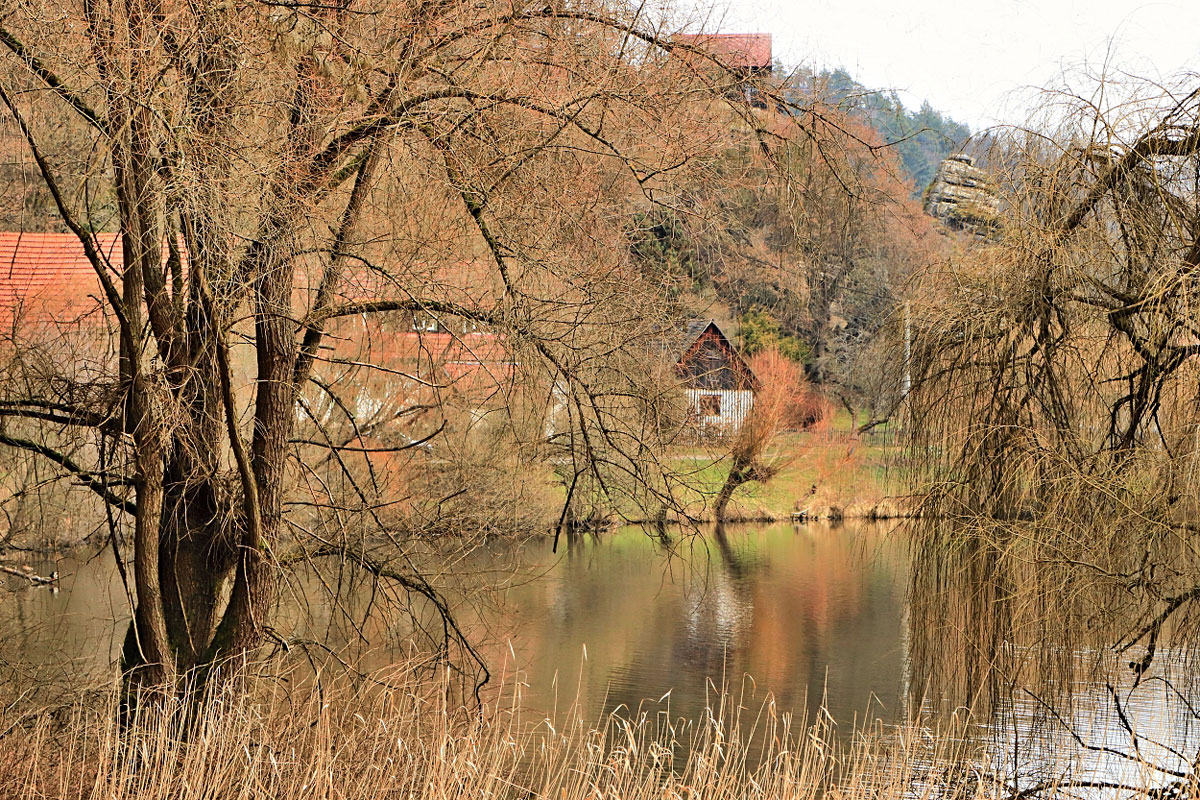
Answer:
[4,664,1196,800]
[0,667,1018,800]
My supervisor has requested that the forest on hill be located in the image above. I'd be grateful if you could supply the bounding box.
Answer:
[626,64,965,426]
[785,67,972,196]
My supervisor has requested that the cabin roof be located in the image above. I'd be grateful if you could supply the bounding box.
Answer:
[674,319,758,391]
[673,319,736,355]
[672,33,773,71]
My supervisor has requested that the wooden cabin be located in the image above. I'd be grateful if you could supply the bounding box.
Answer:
[676,320,758,433]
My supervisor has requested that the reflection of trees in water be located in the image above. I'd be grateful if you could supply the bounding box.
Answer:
[529,523,905,728]
[2,524,908,738]
[908,519,1200,713]
[678,526,755,667]
[906,518,1156,715]
[907,520,1200,795]
[907,524,1019,718]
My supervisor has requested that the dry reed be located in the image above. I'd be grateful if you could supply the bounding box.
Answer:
[0,666,1011,800]
[3,665,1194,799]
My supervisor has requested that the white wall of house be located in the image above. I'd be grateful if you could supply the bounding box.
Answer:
[686,388,754,433]
[544,381,568,440]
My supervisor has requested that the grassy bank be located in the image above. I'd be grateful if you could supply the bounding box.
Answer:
[675,428,911,523]
[0,422,908,555]
[545,424,913,527]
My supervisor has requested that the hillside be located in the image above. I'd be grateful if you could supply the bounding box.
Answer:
[784,67,972,196]
[627,95,941,424]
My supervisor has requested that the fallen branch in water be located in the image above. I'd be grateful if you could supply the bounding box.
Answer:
[0,564,57,585]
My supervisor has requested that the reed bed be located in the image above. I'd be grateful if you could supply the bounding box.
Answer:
[0,668,1191,800]
[0,666,1001,800]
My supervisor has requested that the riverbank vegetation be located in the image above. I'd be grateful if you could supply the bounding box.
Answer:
[893,73,1200,796]
[0,670,1008,800]
[7,667,1199,800]
[908,73,1200,677]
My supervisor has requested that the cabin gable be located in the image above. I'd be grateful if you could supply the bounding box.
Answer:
[675,321,758,433]
[676,322,758,391]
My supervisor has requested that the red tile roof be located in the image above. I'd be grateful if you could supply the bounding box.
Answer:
[0,233,515,393]
[0,232,118,325]
[673,33,773,71]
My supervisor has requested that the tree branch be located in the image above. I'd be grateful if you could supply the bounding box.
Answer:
[307,297,498,326]
[0,433,135,514]
[0,79,131,339]
[0,24,108,133]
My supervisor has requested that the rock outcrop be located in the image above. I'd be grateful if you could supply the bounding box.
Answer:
[923,154,999,235]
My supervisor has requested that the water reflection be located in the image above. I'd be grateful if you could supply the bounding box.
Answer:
[987,671,1200,794]
[7,519,1200,795]
[0,522,909,728]
[487,522,909,726]
[907,526,1200,795]
[0,551,127,692]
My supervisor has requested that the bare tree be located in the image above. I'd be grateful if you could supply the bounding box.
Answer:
[911,77,1200,523]
[0,0,807,696]
[712,346,810,521]
[906,73,1200,796]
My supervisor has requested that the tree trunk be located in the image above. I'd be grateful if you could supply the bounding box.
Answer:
[714,451,753,522]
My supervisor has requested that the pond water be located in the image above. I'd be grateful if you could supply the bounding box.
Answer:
[4,520,1200,793]
[0,521,909,727]
[471,521,910,727]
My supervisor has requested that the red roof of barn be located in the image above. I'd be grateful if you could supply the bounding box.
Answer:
[0,232,118,324]
[673,33,772,71]
[0,233,506,328]
[0,233,515,392]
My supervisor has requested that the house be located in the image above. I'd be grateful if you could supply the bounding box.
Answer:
[0,236,757,441]
[675,320,758,433]
[370,310,517,420]
[671,33,773,76]
[0,232,118,329]
[671,33,772,106]
[542,319,759,441]
[321,261,517,425]
[0,233,518,429]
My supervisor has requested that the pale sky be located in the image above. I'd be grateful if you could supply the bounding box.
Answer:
[694,0,1200,132]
